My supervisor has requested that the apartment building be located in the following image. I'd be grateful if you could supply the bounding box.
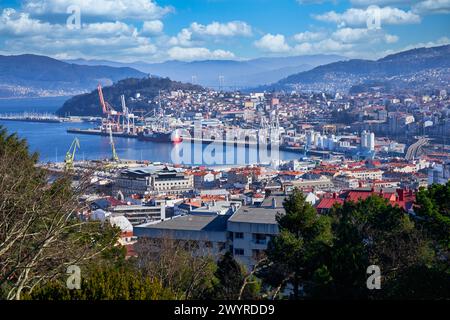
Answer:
[114,166,193,196]
[111,204,165,226]
[227,195,283,270]
[134,195,286,271]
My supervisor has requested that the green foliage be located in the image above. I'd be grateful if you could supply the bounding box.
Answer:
[415,182,450,250]
[262,190,448,300]
[209,251,260,300]
[0,126,120,300]
[26,265,174,300]
[261,189,332,299]
[383,264,450,299]
[210,252,243,300]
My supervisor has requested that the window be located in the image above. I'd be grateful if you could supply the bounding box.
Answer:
[253,233,267,245]
[234,248,244,256]
[235,232,244,239]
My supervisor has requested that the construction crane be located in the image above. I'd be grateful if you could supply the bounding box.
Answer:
[64,137,80,170]
[109,126,119,162]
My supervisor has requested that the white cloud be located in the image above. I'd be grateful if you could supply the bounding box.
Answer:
[167,47,235,61]
[169,21,252,47]
[331,27,398,44]
[413,0,450,14]
[0,7,162,61]
[293,31,326,42]
[332,28,370,43]
[82,21,137,36]
[350,0,420,6]
[380,36,450,57]
[169,28,194,47]
[293,38,353,55]
[254,34,291,53]
[314,6,421,27]
[384,34,399,43]
[0,8,53,36]
[141,20,164,35]
[23,0,172,20]
[190,21,252,37]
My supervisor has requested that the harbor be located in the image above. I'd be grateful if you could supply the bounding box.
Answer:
[0,112,101,124]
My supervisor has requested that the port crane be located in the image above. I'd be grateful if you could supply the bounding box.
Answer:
[97,84,121,131]
[120,94,135,134]
[64,137,80,170]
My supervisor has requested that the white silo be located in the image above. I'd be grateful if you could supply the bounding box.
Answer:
[361,131,368,149]
[368,132,375,151]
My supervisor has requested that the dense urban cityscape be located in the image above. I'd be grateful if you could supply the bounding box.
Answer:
[0,0,449,314]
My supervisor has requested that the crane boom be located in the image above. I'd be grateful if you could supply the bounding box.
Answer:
[97,84,108,114]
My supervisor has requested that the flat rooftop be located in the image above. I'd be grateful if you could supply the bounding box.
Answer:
[228,195,286,225]
[136,214,230,232]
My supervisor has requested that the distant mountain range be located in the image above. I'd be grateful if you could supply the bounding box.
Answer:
[56,77,203,116]
[65,55,345,88]
[262,45,450,93]
[0,54,146,98]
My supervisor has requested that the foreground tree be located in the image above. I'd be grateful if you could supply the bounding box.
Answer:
[261,190,448,299]
[415,182,450,251]
[26,265,174,300]
[321,195,431,299]
[209,251,260,300]
[0,126,118,300]
[259,189,332,299]
[135,237,218,299]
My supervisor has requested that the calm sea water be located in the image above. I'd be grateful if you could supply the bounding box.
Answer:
[0,97,301,166]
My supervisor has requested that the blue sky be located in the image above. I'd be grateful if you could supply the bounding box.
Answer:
[0,0,449,62]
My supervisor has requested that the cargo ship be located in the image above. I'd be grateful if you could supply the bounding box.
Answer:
[137,128,182,143]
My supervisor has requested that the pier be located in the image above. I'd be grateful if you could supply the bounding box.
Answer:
[0,112,101,124]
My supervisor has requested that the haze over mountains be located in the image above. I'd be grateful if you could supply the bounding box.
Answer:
[65,55,345,88]
[1,45,449,101]
[0,54,146,98]
[264,45,450,93]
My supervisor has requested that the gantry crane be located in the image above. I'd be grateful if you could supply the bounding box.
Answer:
[120,94,135,134]
[64,137,80,170]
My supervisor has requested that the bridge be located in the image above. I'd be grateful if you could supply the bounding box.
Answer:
[405,137,429,161]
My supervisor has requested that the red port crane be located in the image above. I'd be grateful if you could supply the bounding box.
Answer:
[97,84,121,131]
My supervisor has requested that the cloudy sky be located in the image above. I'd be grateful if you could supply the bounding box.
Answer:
[0,0,449,62]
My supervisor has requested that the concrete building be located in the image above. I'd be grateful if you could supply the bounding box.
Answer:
[227,195,283,270]
[134,194,287,270]
[134,213,230,256]
[282,176,334,191]
[111,204,166,226]
[428,162,450,185]
[114,166,193,196]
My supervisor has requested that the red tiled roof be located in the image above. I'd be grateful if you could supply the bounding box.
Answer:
[316,198,344,210]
